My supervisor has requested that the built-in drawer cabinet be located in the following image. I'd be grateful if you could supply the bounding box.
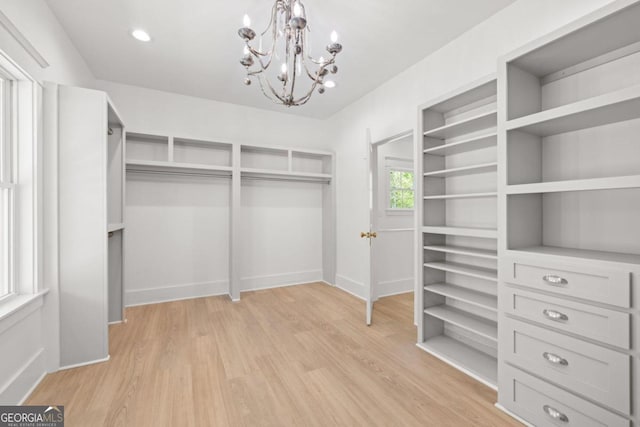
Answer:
[501,364,630,427]
[501,286,631,349]
[502,257,631,308]
[501,318,631,414]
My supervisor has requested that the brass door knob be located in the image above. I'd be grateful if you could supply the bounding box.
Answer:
[360,231,378,239]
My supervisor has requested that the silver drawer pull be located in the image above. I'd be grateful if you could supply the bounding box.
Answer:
[543,274,568,286]
[543,352,568,366]
[543,309,569,322]
[543,405,569,423]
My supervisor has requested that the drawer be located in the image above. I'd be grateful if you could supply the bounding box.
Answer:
[501,318,630,414]
[500,364,629,427]
[503,257,630,308]
[501,286,630,349]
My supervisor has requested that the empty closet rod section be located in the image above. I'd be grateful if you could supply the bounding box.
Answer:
[126,169,330,184]
[241,175,331,184]
[126,169,232,179]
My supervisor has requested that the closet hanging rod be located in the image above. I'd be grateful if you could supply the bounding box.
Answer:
[126,169,232,179]
[126,169,330,184]
[241,175,331,184]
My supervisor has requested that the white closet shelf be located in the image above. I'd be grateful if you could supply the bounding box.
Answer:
[240,168,332,181]
[423,192,497,200]
[126,160,232,174]
[425,283,497,311]
[424,261,497,282]
[506,175,640,194]
[417,336,497,389]
[107,223,124,233]
[508,246,640,266]
[510,3,640,78]
[422,133,497,156]
[423,110,497,140]
[506,85,640,137]
[423,245,497,260]
[423,162,497,178]
[424,305,498,341]
[422,226,497,239]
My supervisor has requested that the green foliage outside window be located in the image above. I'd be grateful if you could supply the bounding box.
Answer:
[389,170,414,209]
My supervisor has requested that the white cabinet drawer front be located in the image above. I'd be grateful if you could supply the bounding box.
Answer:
[501,287,630,349]
[504,258,630,308]
[502,318,630,414]
[501,364,629,427]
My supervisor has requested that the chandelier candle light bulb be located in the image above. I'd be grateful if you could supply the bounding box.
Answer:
[238,0,343,106]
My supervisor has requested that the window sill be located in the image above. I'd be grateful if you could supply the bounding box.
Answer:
[0,290,49,334]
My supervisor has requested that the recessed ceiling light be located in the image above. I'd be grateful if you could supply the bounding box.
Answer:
[131,29,151,42]
[324,80,336,89]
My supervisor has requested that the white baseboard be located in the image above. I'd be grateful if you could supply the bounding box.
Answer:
[0,348,45,405]
[125,280,229,307]
[126,272,326,307]
[240,270,322,292]
[335,275,366,300]
[376,277,413,299]
[18,371,46,405]
[59,355,110,371]
[494,403,534,427]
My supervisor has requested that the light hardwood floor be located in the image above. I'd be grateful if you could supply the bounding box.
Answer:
[28,283,519,426]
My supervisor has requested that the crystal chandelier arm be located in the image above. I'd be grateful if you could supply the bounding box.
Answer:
[292,80,321,106]
[300,30,322,81]
[256,74,288,104]
[260,1,280,39]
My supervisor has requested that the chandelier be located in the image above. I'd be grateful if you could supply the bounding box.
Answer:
[238,0,343,107]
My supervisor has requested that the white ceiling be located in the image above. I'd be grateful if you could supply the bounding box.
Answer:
[46,0,515,118]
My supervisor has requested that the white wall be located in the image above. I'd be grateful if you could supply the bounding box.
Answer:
[124,175,231,305]
[97,81,329,305]
[0,0,94,86]
[0,0,96,404]
[328,0,617,299]
[96,80,327,149]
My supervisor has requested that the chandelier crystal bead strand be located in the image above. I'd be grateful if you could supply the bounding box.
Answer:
[238,0,342,107]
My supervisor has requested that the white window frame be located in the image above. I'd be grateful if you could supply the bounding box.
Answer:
[0,48,42,308]
[386,166,415,214]
[0,68,15,301]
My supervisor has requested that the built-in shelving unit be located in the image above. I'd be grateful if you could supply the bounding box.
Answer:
[57,85,126,368]
[417,336,497,387]
[424,284,497,311]
[416,75,499,389]
[240,145,333,182]
[422,133,497,156]
[497,2,640,425]
[125,133,233,175]
[125,133,336,301]
[423,192,497,200]
[424,262,497,282]
[421,226,497,239]
[423,162,497,178]
[423,245,497,260]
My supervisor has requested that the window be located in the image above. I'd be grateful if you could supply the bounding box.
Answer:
[0,73,13,299]
[388,169,414,210]
[0,49,41,305]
